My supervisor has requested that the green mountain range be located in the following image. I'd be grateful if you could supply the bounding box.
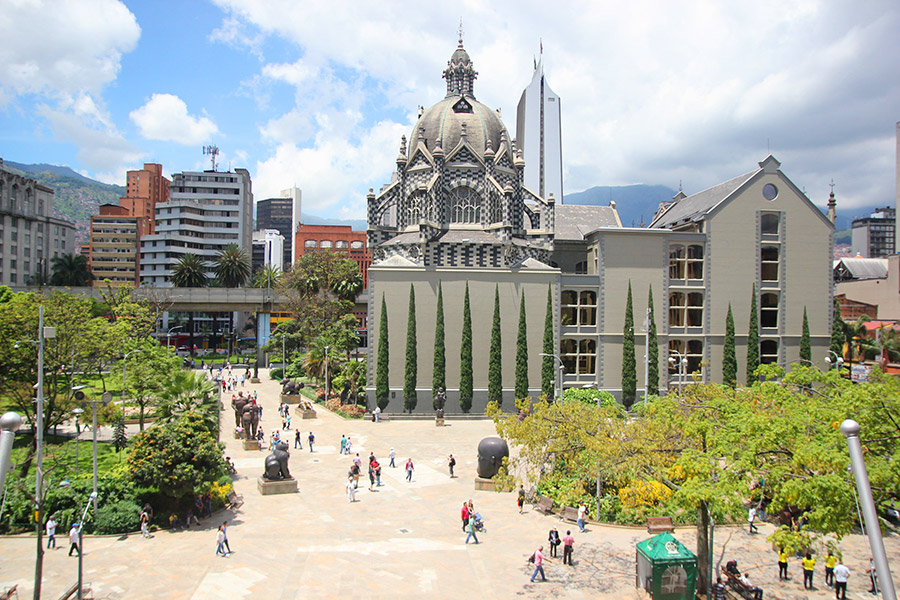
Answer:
[3,160,124,244]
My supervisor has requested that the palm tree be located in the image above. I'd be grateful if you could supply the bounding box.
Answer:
[50,254,93,286]
[252,265,282,289]
[339,360,366,404]
[156,370,218,432]
[215,243,251,288]
[172,253,209,354]
[871,325,900,368]
[842,315,871,367]
[331,272,364,301]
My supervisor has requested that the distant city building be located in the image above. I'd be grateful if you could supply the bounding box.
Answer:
[89,204,141,287]
[516,56,563,205]
[851,206,895,258]
[256,187,301,269]
[0,158,76,286]
[140,168,253,286]
[252,229,285,274]
[118,163,170,235]
[295,223,369,289]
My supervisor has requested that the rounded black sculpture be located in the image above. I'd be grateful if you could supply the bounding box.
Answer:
[476,436,509,479]
[281,380,304,395]
[263,441,292,480]
[232,395,248,428]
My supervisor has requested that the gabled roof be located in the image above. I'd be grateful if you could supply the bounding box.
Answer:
[650,170,757,229]
[833,257,889,280]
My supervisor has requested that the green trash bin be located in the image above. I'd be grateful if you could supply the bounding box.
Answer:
[636,531,698,600]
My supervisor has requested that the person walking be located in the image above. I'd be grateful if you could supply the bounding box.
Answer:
[368,460,376,492]
[374,405,381,422]
[373,457,382,486]
[777,547,789,580]
[562,530,575,565]
[285,413,291,431]
[46,516,57,549]
[824,551,836,587]
[529,545,549,582]
[308,431,315,452]
[346,476,357,502]
[517,485,526,513]
[68,523,80,556]
[294,430,302,449]
[461,502,470,532]
[834,560,850,600]
[465,516,479,544]
[802,552,816,590]
[221,521,232,554]
[866,557,877,593]
[389,447,396,467]
[140,509,152,539]
[405,458,414,482]
[577,503,587,533]
[748,506,759,534]
[340,435,346,454]
[215,525,227,557]
[548,528,560,558]
[448,454,456,478]
[345,437,352,455]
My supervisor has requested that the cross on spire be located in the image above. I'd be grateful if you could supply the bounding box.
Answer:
[458,18,464,46]
[829,178,836,195]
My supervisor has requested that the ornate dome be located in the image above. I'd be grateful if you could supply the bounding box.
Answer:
[407,39,512,161]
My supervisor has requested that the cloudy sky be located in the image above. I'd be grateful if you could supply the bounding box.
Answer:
[1,0,898,221]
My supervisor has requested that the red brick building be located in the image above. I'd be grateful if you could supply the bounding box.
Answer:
[118,163,170,235]
[295,223,370,289]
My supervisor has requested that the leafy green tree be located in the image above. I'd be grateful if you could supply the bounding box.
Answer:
[747,284,759,383]
[542,284,555,399]
[128,412,225,499]
[282,250,358,346]
[647,285,659,397]
[723,303,737,387]
[831,298,845,359]
[251,265,282,288]
[375,294,390,410]
[460,282,473,412]
[404,284,418,413]
[117,340,181,430]
[800,307,811,363]
[156,370,219,433]
[515,293,529,399]
[334,360,366,404]
[622,282,636,407]
[172,253,209,354]
[488,285,503,406]
[50,253,93,286]
[432,282,446,404]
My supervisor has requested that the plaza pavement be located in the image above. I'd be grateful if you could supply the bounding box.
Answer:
[2,369,898,599]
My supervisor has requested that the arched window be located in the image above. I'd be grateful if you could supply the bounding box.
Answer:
[321,240,333,249]
[335,240,348,249]
[761,213,779,236]
[490,194,503,224]
[350,241,364,249]
[760,339,779,364]
[450,186,481,224]
[24,188,33,216]
[405,194,422,227]
[304,240,317,249]
[10,184,18,211]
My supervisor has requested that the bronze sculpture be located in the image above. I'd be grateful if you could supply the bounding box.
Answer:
[263,441,292,480]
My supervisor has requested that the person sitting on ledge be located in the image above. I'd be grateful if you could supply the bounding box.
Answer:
[739,572,763,600]
[726,560,741,576]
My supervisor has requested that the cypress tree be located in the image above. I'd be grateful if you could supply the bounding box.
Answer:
[622,281,636,407]
[830,298,845,359]
[542,284,555,399]
[459,282,473,412]
[647,285,659,397]
[488,285,503,406]
[747,284,760,383]
[432,282,446,405]
[800,306,811,362]
[515,293,529,399]
[723,303,737,387]
[404,284,417,413]
[375,294,390,410]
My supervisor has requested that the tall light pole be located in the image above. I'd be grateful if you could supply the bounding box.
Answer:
[166,325,184,351]
[72,408,84,477]
[842,420,897,600]
[643,308,651,405]
[539,353,565,402]
[16,304,55,600]
[122,349,144,404]
[74,388,111,517]
[668,351,688,394]
[76,491,97,600]
[324,345,330,401]
[0,412,22,500]
[826,351,844,371]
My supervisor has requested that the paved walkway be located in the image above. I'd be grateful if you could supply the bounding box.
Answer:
[2,370,898,599]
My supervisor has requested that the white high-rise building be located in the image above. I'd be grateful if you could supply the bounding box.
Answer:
[280,186,302,263]
[516,58,563,204]
[140,168,253,286]
[252,229,285,273]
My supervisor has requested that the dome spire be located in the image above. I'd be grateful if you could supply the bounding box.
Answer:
[443,27,477,99]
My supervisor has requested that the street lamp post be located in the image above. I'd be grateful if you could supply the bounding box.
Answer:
[72,407,84,477]
[825,351,844,371]
[74,388,111,517]
[643,308,651,405]
[668,351,688,394]
[166,325,184,351]
[0,412,22,500]
[324,345,330,401]
[539,353,565,402]
[76,491,97,600]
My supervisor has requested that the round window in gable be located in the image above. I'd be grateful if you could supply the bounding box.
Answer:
[762,183,778,201]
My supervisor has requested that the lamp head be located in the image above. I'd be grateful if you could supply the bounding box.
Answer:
[89,491,97,500]
[13,343,18,350]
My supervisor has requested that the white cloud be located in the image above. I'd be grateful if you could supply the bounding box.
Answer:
[130,94,220,145]
[0,0,140,103]
[37,104,143,172]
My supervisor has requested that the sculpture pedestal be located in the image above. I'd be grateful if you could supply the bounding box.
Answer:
[242,439,261,451]
[294,406,317,419]
[250,377,261,384]
[435,417,445,427]
[281,394,301,405]
[257,477,298,495]
[474,477,496,491]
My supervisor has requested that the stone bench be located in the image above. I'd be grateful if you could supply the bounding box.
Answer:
[535,495,554,515]
[646,516,675,534]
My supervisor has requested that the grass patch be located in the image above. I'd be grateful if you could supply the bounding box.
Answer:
[11,432,127,479]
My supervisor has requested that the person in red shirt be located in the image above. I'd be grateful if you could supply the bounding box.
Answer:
[461,502,469,532]
[562,530,575,565]
[530,545,550,582]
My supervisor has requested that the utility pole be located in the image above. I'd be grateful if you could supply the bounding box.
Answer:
[644,307,650,405]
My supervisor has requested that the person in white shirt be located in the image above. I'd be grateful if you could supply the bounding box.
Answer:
[374,405,381,422]
[577,504,587,533]
[68,523,80,556]
[834,560,850,600]
[346,477,357,502]
[46,516,57,549]
[739,572,763,600]
[748,506,759,533]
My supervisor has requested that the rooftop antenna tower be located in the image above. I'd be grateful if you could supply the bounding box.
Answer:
[202,145,219,171]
